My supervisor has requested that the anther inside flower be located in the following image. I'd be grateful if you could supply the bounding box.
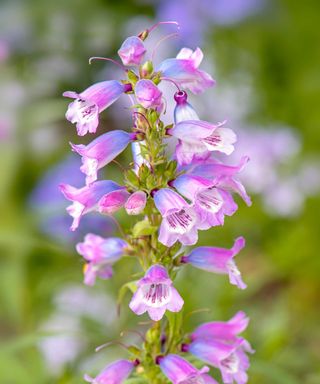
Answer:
[141,282,171,307]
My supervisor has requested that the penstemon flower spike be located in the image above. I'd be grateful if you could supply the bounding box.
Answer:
[61,21,253,384]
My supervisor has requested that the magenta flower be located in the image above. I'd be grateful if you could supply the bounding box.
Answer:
[59,180,123,231]
[76,234,127,286]
[174,90,200,123]
[157,47,215,94]
[153,188,199,246]
[99,189,147,215]
[63,81,128,136]
[84,359,135,384]
[158,354,218,384]
[70,130,136,185]
[172,174,238,230]
[181,237,247,289]
[168,120,236,165]
[190,157,252,206]
[118,36,146,66]
[135,79,162,109]
[184,312,254,384]
[129,264,184,321]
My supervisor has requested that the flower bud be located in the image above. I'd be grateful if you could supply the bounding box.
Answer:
[118,36,146,66]
[139,60,154,78]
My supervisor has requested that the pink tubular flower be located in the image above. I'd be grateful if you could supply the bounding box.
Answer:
[63,81,128,136]
[118,36,146,66]
[135,79,162,109]
[76,234,128,286]
[70,130,136,185]
[129,264,184,321]
[190,157,252,206]
[158,354,218,384]
[153,188,199,246]
[99,189,147,215]
[168,120,237,165]
[181,237,247,289]
[59,180,124,231]
[185,312,254,384]
[84,359,135,384]
[172,174,238,229]
[157,47,215,94]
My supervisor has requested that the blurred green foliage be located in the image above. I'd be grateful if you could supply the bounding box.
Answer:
[0,0,319,383]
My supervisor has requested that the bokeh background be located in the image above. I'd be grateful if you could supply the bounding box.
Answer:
[1,0,320,383]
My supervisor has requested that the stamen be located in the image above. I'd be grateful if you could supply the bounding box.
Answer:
[151,32,180,61]
[197,188,223,213]
[160,76,181,92]
[221,353,239,374]
[88,56,128,72]
[147,21,180,34]
[167,209,195,233]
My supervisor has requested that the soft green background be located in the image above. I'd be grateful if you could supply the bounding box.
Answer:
[0,0,319,383]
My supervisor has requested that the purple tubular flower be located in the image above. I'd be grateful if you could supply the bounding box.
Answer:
[135,79,163,109]
[70,130,136,185]
[153,188,199,246]
[129,264,184,321]
[59,180,123,231]
[168,120,237,165]
[84,359,134,384]
[118,36,146,66]
[181,237,247,289]
[158,354,218,384]
[172,174,238,229]
[174,90,199,123]
[157,47,215,94]
[190,157,252,206]
[63,81,126,136]
[76,234,127,286]
[186,312,254,384]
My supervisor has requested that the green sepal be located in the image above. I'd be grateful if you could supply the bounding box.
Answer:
[132,220,157,238]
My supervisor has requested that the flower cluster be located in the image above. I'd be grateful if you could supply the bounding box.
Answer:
[61,21,252,384]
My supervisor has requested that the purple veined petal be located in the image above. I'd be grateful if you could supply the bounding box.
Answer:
[118,36,146,66]
[192,311,250,342]
[153,188,189,216]
[59,180,122,231]
[158,220,180,247]
[201,127,237,155]
[157,47,215,94]
[84,359,134,384]
[63,81,125,136]
[70,130,133,185]
[159,354,212,384]
[99,189,130,214]
[172,174,215,201]
[135,79,163,109]
[125,190,147,215]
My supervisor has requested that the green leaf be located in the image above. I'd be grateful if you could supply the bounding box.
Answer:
[132,220,157,238]
[117,281,138,313]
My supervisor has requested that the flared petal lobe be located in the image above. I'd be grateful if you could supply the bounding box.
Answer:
[157,47,215,94]
[63,81,125,136]
[84,359,134,384]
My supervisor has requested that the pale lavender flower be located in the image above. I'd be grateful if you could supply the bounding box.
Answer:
[84,359,136,384]
[174,90,200,123]
[157,47,215,94]
[184,312,254,384]
[76,234,127,286]
[63,81,129,136]
[135,79,163,109]
[70,130,137,185]
[118,36,146,66]
[59,180,124,231]
[171,174,238,229]
[158,354,218,384]
[129,264,184,321]
[168,120,236,165]
[181,237,246,289]
[153,188,199,246]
